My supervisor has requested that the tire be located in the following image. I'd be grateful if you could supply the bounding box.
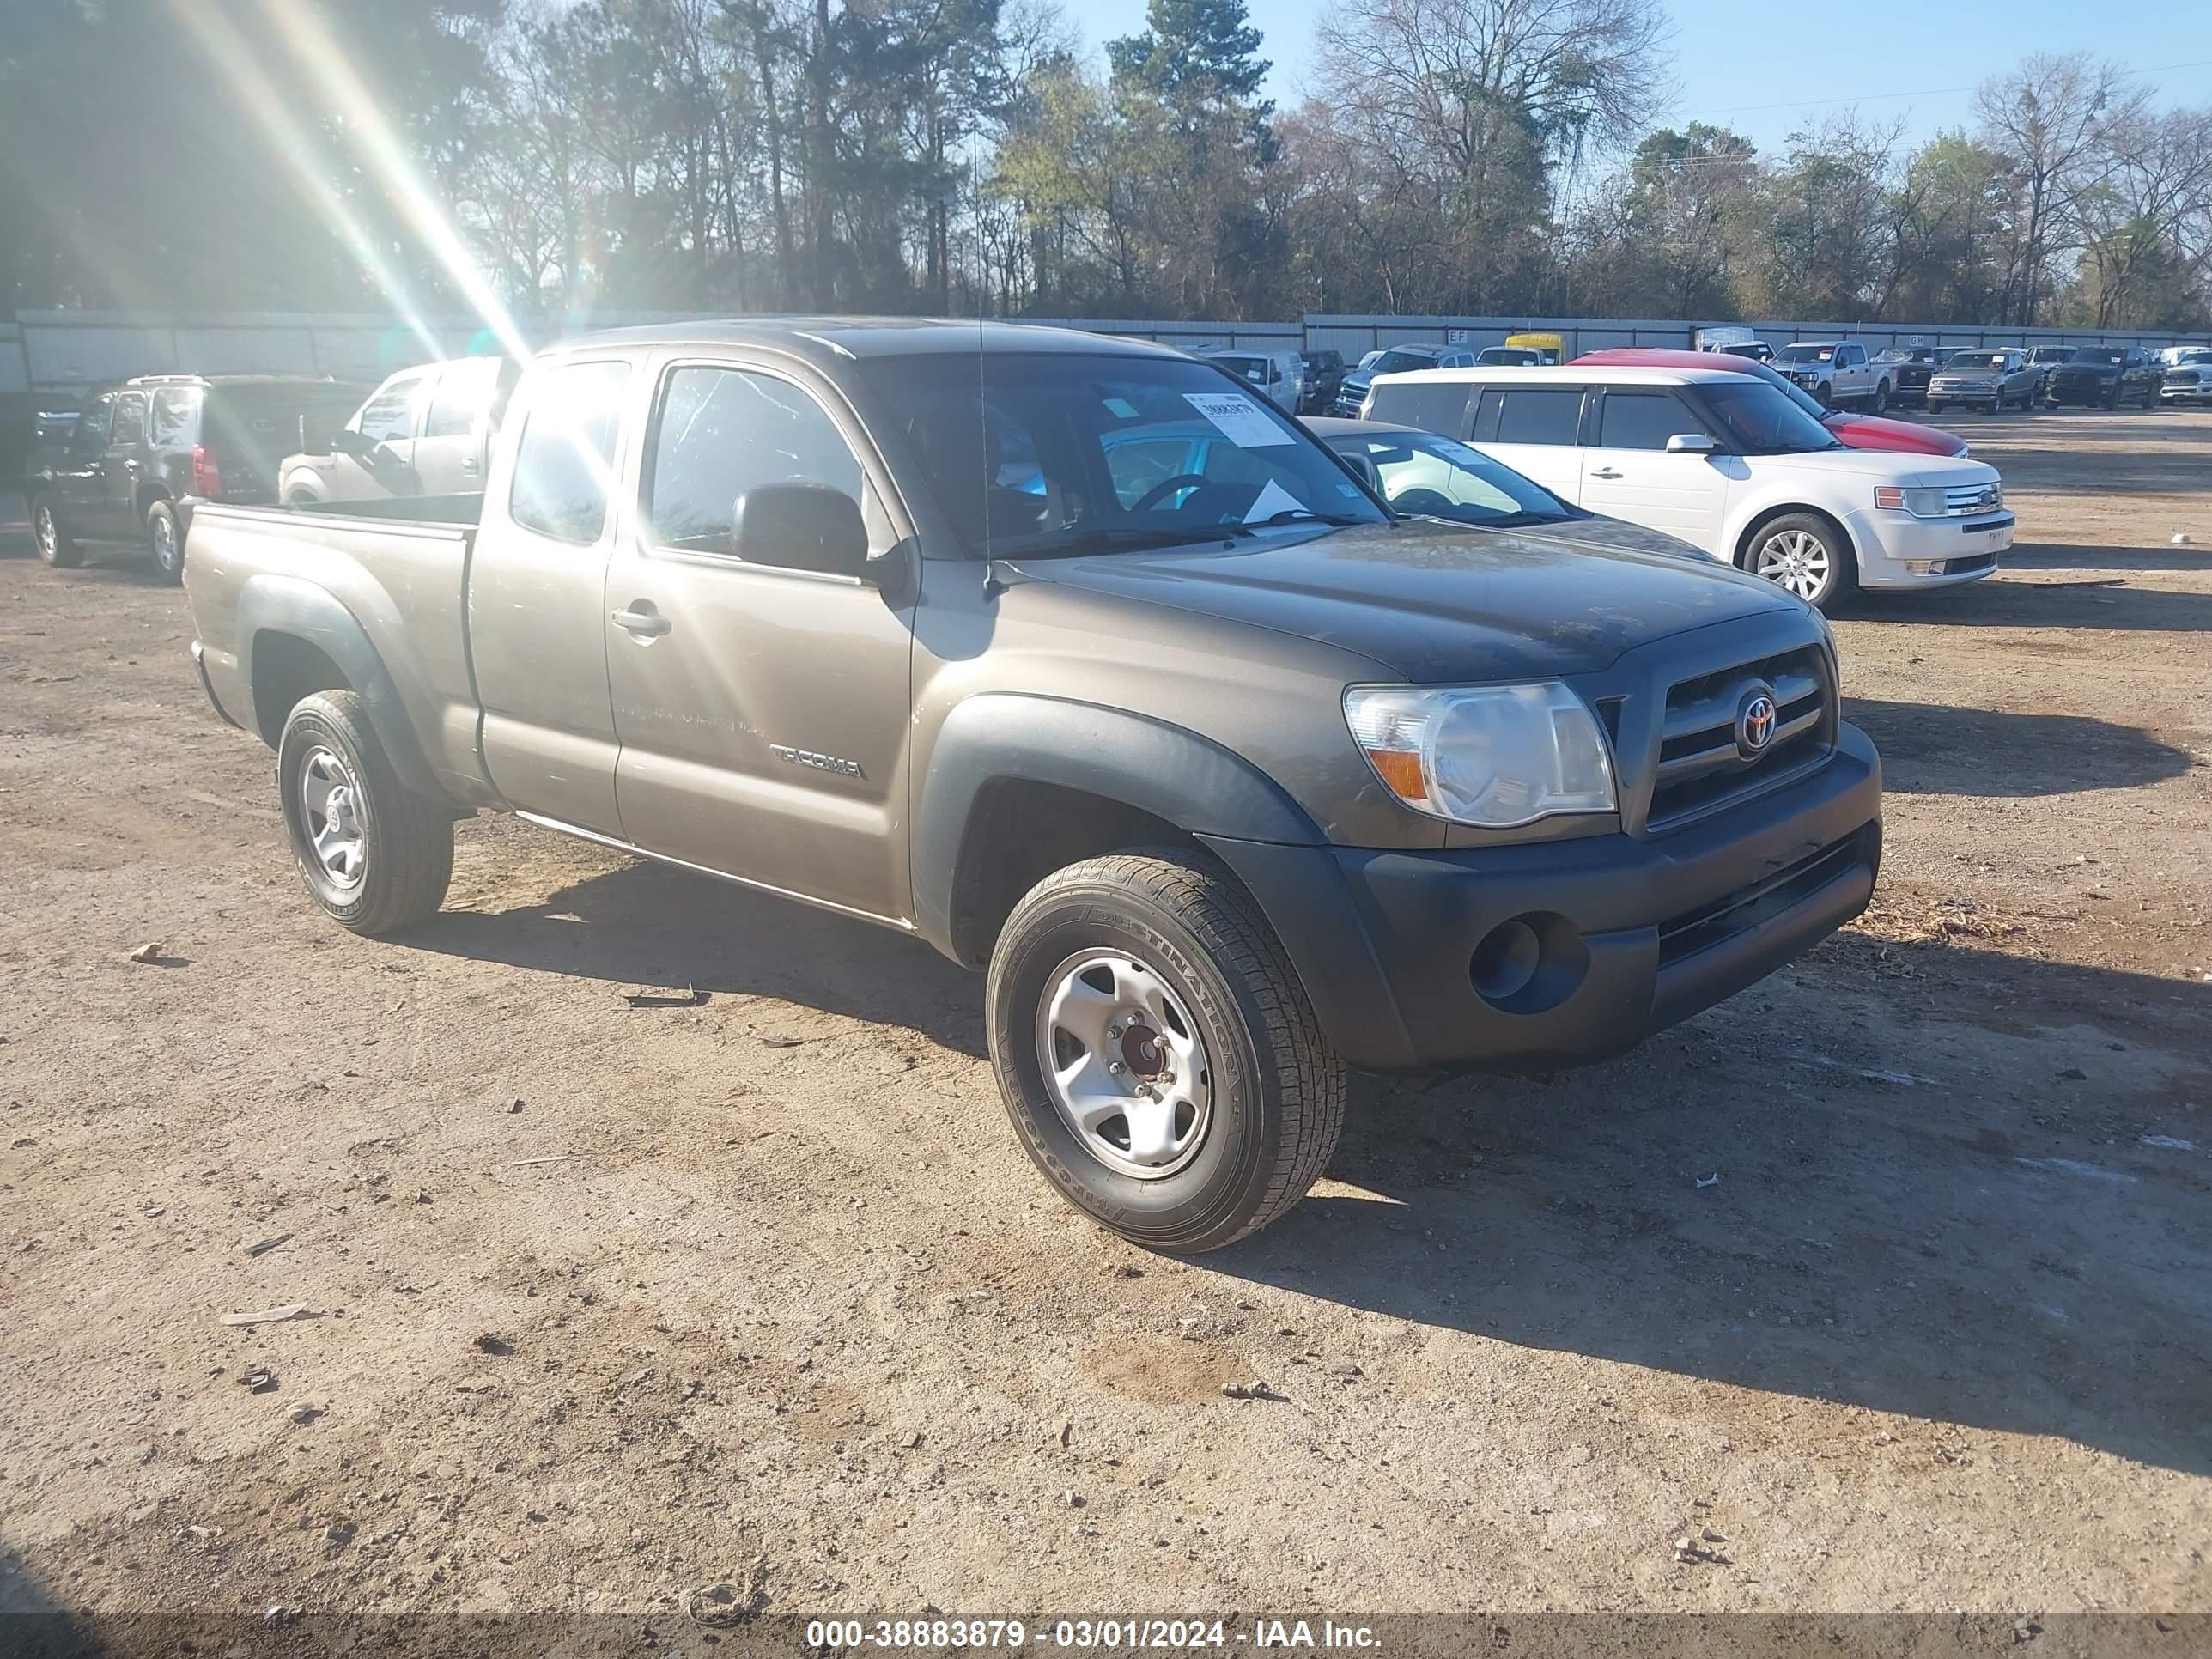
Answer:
[1745,511,1857,613]
[1816,382,1834,410]
[1926,401,1944,416]
[276,690,453,935]
[32,493,85,568]
[2102,385,2120,410]
[2143,383,2158,410]
[147,499,185,584]
[986,848,1346,1254]
[1869,380,1889,415]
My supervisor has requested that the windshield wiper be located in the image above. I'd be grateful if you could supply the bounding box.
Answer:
[998,525,1240,558]
[1218,510,1366,534]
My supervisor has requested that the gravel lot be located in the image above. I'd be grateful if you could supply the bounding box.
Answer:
[2,408,2209,1626]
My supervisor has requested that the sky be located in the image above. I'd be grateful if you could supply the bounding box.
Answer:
[1070,0,2212,157]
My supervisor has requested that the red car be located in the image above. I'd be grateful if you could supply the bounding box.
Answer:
[1571,348,1971,458]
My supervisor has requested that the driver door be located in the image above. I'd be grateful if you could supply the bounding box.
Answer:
[603,355,917,921]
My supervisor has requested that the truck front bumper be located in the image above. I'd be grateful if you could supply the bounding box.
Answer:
[1203,725,1881,1074]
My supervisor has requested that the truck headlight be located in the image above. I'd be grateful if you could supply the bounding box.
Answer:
[1345,684,1617,828]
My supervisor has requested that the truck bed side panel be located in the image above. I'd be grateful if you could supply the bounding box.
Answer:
[184,504,497,805]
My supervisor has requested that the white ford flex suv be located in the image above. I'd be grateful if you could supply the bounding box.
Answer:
[1362,364,2010,611]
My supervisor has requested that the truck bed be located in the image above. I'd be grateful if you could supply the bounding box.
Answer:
[183,492,492,805]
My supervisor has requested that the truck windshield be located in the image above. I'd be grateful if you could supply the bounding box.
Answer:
[1944,353,2008,371]
[2069,349,2125,364]
[1367,349,1441,375]
[864,353,1387,557]
[1697,381,1845,454]
[1776,344,1838,364]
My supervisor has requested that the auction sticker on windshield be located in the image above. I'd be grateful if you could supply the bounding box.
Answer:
[1183,392,1293,447]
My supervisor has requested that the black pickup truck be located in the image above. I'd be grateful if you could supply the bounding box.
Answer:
[182,320,1882,1252]
[2045,345,2161,409]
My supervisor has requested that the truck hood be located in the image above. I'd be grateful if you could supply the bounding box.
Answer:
[1006,519,1799,683]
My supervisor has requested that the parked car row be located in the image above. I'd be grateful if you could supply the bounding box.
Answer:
[26,356,516,580]
[1688,334,2181,412]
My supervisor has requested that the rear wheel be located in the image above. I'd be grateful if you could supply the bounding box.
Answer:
[1869,380,1889,415]
[277,690,453,935]
[147,499,185,584]
[987,848,1346,1253]
[1747,513,1856,613]
[31,494,83,568]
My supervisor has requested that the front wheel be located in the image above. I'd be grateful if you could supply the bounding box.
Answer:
[147,499,185,584]
[277,690,454,935]
[987,849,1346,1254]
[1815,382,1835,410]
[1747,513,1856,612]
[30,493,83,568]
[1926,401,1944,416]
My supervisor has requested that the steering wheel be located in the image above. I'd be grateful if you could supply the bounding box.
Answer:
[1388,487,1456,518]
[1131,473,1211,514]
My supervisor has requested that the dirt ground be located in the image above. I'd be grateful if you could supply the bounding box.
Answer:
[2,407,2209,1629]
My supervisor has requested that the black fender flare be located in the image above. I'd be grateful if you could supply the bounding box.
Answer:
[911,692,1323,954]
[234,574,444,801]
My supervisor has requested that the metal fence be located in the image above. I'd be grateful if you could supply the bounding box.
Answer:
[8,306,2209,399]
[1305,314,2212,357]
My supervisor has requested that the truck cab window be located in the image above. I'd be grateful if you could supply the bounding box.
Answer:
[643,366,865,553]
[357,376,422,443]
[507,359,631,545]
[424,365,491,438]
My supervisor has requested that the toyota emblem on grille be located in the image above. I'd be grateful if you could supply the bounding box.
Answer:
[1736,688,1778,757]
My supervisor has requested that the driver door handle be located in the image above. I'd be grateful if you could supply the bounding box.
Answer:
[611,604,671,638]
[1589,466,1623,479]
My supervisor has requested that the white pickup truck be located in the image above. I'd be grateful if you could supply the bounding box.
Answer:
[1772,342,1891,413]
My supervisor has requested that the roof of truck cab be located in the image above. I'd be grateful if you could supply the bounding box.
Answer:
[553,317,1185,362]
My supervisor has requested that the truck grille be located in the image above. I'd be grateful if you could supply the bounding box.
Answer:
[1645,647,1833,831]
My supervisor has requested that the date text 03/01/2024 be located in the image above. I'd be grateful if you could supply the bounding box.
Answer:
[804,1618,1382,1649]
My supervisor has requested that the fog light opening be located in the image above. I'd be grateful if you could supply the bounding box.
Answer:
[1470,912,1591,1015]
[1469,919,1541,1003]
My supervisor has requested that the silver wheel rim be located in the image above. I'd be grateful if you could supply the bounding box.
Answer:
[35,505,56,558]
[299,746,367,889]
[153,514,176,569]
[1034,951,1213,1181]
[1754,529,1831,601]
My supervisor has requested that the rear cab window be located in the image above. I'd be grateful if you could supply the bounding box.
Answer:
[507,359,632,544]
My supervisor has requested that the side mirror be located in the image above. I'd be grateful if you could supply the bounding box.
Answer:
[298,414,331,457]
[1665,433,1717,455]
[331,426,374,459]
[732,482,870,578]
